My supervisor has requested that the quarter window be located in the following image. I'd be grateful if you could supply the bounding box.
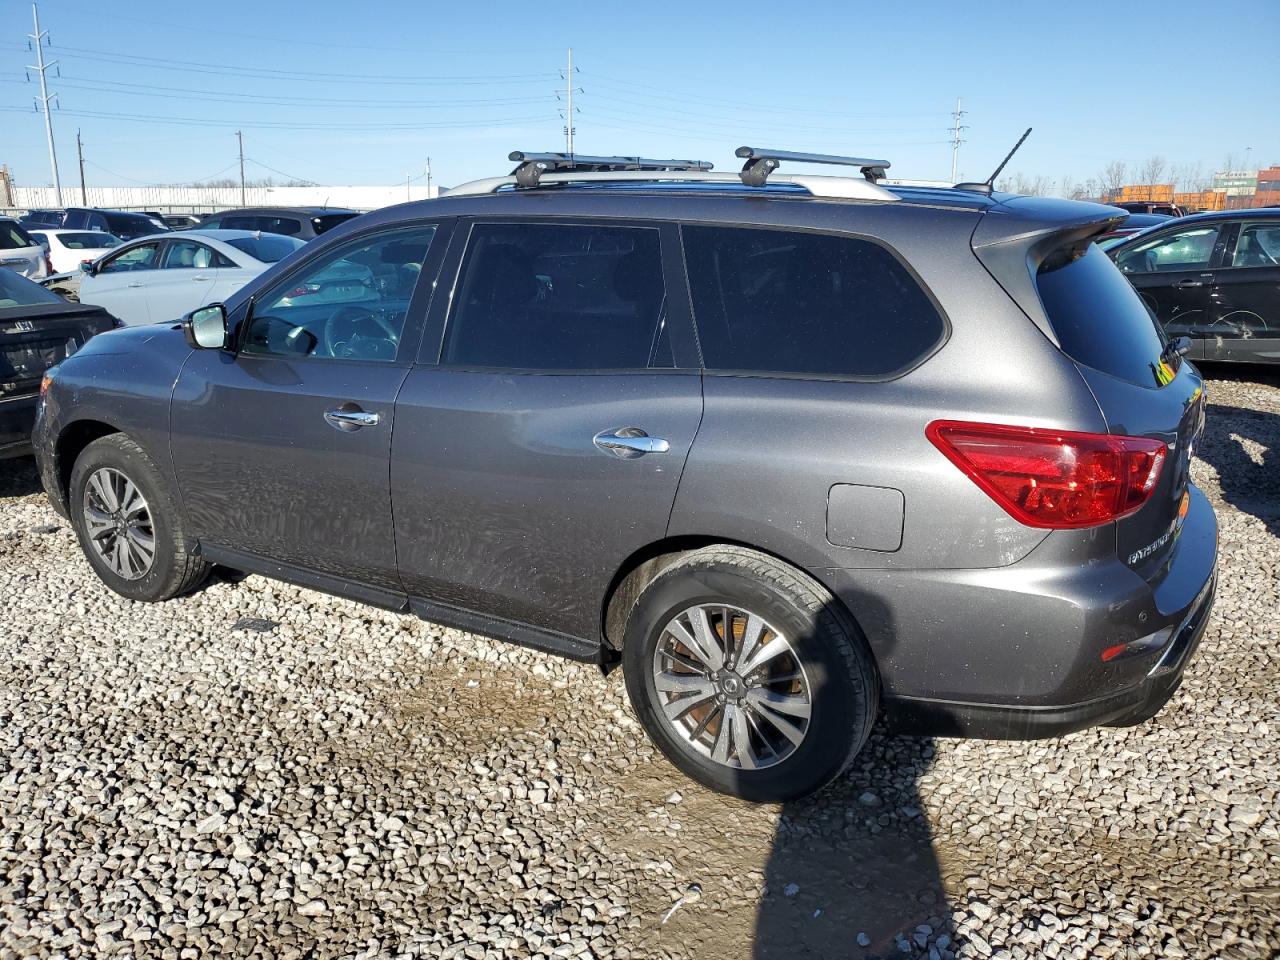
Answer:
[98,243,160,273]
[1231,223,1280,268]
[443,222,668,370]
[1115,225,1221,274]
[682,225,945,378]
[242,225,436,362]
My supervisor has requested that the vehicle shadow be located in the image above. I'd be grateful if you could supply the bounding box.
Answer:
[1199,402,1279,536]
[747,596,952,959]
[0,455,43,499]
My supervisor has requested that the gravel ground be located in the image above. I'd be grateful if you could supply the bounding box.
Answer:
[1,368,1278,960]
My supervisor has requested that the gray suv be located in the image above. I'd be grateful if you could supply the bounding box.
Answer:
[32,149,1217,802]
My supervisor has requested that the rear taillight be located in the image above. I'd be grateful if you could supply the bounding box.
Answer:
[927,420,1166,529]
[44,252,54,275]
[40,366,59,398]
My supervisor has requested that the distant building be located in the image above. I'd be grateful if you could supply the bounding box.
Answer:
[1104,183,1175,203]
[1211,171,1258,197]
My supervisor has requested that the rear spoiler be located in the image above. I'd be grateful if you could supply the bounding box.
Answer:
[970,196,1128,343]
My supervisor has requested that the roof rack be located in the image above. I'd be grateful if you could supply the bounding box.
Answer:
[735,146,891,186]
[508,151,713,188]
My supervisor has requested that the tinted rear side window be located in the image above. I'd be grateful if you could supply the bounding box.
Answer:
[682,225,945,378]
[443,222,667,370]
[1037,242,1167,387]
[226,235,306,263]
[313,214,359,234]
[0,222,35,249]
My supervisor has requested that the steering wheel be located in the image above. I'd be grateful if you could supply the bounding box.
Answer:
[322,305,400,360]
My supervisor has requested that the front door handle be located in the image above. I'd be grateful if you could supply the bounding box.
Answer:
[192,274,214,282]
[127,281,145,288]
[593,427,670,459]
[1176,279,1203,288]
[324,406,381,431]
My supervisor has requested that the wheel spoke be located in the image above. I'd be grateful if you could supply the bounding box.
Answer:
[746,690,809,746]
[127,526,155,561]
[120,478,146,519]
[664,650,709,675]
[655,672,714,697]
[738,636,790,677]
[711,706,733,764]
[660,688,716,724]
[667,611,724,672]
[730,703,758,770]
[89,471,118,511]
[84,507,114,540]
[735,614,766,673]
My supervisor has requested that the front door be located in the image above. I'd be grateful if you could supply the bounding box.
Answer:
[1203,219,1280,363]
[80,240,163,326]
[391,219,703,641]
[170,221,448,596]
[1114,220,1228,355]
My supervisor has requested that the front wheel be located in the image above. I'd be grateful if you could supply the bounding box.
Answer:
[69,433,210,602]
[622,547,878,802]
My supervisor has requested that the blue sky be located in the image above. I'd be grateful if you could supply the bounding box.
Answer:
[2,0,1277,192]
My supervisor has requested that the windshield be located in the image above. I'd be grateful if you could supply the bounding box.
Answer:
[0,269,63,308]
[0,221,36,250]
[226,234,306,263]
[61,232,122,250]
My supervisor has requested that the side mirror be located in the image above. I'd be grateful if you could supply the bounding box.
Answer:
[79,260,95,275]
[183,304,228,350]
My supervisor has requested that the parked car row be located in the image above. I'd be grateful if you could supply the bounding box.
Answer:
[17,205,359,241]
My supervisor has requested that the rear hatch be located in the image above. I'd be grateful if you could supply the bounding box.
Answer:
[1,303,114,397]
[971,197,1208,585]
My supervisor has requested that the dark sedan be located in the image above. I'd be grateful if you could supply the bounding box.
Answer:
[1107,208,1280,363]
[1096,213,1172,251]
[0,271,115,457]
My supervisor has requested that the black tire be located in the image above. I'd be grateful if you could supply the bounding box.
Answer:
[622,546,878,803]
[69,433,210,602]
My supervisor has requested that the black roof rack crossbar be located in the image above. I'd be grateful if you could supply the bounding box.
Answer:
[735,146,891,187]
[508,151,714,188]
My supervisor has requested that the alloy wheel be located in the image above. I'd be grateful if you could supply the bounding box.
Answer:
[82,467,156,581]
[651,603,812,770]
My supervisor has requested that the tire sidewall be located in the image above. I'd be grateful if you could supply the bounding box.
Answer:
[69,437,182,602]
[623,561,866,802]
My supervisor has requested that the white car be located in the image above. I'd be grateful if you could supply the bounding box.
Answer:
[0,217,50,280]
[76,230,306,327]
[27,228,123,275]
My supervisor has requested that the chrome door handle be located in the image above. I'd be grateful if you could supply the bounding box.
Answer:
[1176,279,1203,288]
[192,275,213,281]
[324,407,381,431]
[593,427,670,459]
[127,282,145,288]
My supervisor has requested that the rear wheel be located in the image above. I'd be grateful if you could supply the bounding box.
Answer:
[622,546,878,802]
[69,433,210,602]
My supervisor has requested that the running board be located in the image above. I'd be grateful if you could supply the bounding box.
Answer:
[408,596,603,664]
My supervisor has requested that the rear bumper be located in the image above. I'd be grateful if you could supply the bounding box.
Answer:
[0,391,38,460]
[882,573,1214,738]
[822,483,1218,739]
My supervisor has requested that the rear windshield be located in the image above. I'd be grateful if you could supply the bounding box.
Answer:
[0,221,36,250]
[1037,242,1168,387]
[0,270,62,308]
[104,213,166,234]
[226,235,306,263]
[312,213,359,234]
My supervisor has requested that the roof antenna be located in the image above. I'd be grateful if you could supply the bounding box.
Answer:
[957,127,1031,195]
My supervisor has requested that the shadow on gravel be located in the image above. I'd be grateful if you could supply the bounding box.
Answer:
[753,735,949,960]
[0,455,43,499]
[748,597,952,959]
[1200,402,1279,537]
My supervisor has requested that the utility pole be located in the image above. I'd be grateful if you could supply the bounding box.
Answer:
[425,157,432,197]
[27,3,62,205]
[236,130,245,205]
[949,97,968,184]
[560,48,580,156]
[0,164,13,207]
[406,173,411,201]
[76,128,86,204]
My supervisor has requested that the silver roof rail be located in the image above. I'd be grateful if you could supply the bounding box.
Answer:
[735,146,891,186]
[509,151,713,188]
[445,169,898,202]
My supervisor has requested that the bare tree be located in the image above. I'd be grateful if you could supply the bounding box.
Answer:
[1139,155,1168,187]
[1172,161,1209,193]
[1100,160,1127,199]
[1222,153,1237,176]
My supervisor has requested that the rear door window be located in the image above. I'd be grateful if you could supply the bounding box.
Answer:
[442,222,668,370]
[681,225,945,378]
[1115,224,1221,274]
[0,222,35,249]
[1229,222,1280,268]
[1037,242,1168,387]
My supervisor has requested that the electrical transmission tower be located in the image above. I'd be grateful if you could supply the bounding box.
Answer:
[949,97,968,185]
[558,48,582,156]
[27,2,62,205]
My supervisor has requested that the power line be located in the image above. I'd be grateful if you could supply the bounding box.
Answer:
[82,157,241,187]
[0,105,559,131]
[244,157,317,186]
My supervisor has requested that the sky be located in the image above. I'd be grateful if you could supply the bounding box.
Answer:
[1,0,1278,194]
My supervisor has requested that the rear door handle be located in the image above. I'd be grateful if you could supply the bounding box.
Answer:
[324,406,381,431]
[1176,279,1203,288]
[127,282,145,288]
[593,427,670,458]
[192,274,213,282]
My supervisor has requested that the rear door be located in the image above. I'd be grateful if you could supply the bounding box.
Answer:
[1113,221,1229,356]
[0,220,44,279]
[390,219,703,644]
[1202,219,1280,363]
[78,240,163,326]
